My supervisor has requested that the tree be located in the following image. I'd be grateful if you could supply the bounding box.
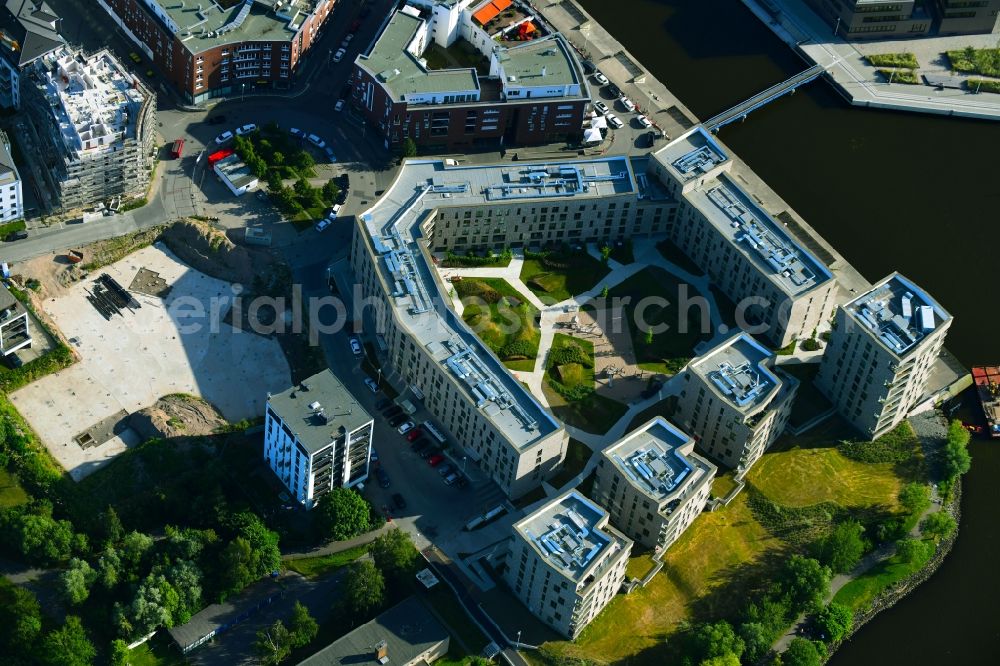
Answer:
[97,546,123,589]
[369,528,418,584]
[293,178,313,197]
[322,179,340,203]
[99,506,124,545]
[779,555,830,612]
[812,520,865,574]
[813,602,853,643]
[109,639,129,666]
[272,151,285,166]
[688,620,744,662]
[0,583,42,654]
[738,621,774,663]
[896,537,934,564]
[600,285,609,299]
[600,245,612,265]
[0,508,75,565]
[401,138,418,159]
[898,482,931,516]
[293,150,315,171]
[289,601,318,648]
[644,328,654,345]
[39,616,96,666]
[921,512,957,540]
[943,420,972,481]
[341,560,385,616]
[120,531,154,577]
[59,558,97,605]
[255,620,292,666]
[315,488,372,541]
[782,637,824,666]
[699,655,741,666]
[122,574,177,637]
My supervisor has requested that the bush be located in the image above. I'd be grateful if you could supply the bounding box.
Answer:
[866,52,919,69]
[441,248,512,267]
[800,337,822,352]
[549,342,591,368]
[813,602,853,643]
[812,520,866,574]
[454,279,502,304]
[120,198,148,212]
[783,637,825,666]
[837,422,917,463]
[920,512,956,540]
[943,419,971,481]
[946,47,1000,77]
[500,339,535,360]
[877,68,919,84]
[967,78,1000,94]
[0,219,26,238]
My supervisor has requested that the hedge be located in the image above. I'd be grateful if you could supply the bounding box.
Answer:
[967,78,1000,94]
[866,53,918,69]
[0,219,26,238]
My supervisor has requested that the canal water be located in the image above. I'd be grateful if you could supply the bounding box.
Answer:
[578,0,1000,660]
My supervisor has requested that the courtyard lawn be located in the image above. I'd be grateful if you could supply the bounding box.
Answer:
[282,544,369,578]
[520,250,610,304]
[455,278,540,371]
[542,334,628,434]
[748,419,904,511]
[538,493,781,666]
[609,267,711,375]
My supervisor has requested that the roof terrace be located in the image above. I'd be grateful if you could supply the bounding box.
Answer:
[845,273,951,358]
[605,417,712,503]
[690,333,781,414]
[685,172,831,296]
[515,490,627,582]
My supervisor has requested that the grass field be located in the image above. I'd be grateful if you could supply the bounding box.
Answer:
[282,544,369,578]
[455,278,540,371]
[520,251,609,304]
[833,539,935,612]
[538,493,780,665]
[608,267,711,375]
[127,635,186,666]
[0,468,29,508]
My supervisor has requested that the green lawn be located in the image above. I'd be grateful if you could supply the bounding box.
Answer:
[833,540,935,612]
[542,334,629,435]
[608,267,711,374]
[520,250,610,304]
[456,278,540,371]
[282,544,369,578]
[0,468,29,508]
[127,635,186,666]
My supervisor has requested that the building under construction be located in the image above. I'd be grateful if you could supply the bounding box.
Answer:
[23,46,156,211]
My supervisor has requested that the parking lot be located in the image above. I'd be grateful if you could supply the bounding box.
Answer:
[9,245,291,480]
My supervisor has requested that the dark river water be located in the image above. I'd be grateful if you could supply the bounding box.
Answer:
[577,0,1000,661]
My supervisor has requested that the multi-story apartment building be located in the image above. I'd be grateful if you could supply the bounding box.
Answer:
[98,0,335,104]
[935,0,1000,34]
[816,273,952,439]
[650,128,837,348]
[674,332,798,476]
[593,417,716,552]
[0,283,31,357]
[0,0,65,109]
[24,46,156,210]
[503,490,632,639]
[803,0,933,38]
[0,130,23,222]
[352,4,589,150]
[263,369,374,510]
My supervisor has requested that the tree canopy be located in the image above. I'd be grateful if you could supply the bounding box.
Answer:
[341,560,385,616]
[369,528,418,584]
[921,512,956,540]
[812,520,866,574]
[778,555,830,611]
[813,602,853,643]
[38,616,96,666]
[782,637,824,666]
[315,488,372,541]
[688,620,744,662]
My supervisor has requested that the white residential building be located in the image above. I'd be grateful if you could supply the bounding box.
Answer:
[0,130,23,222]
[504,490,632,639]
[674,332,797,476]
[0,282,30,356]
[264,369,374,510]
[593,417,716,552]
[816,273,952,439]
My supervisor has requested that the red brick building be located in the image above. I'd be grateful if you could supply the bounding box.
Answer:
[97,0,335,104]
[351,9,589,151]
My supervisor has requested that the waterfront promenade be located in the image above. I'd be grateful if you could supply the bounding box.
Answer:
[741,0,1000,120]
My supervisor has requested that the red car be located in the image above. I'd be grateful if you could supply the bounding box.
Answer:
[406,428,423,442]
[427,454,445,467]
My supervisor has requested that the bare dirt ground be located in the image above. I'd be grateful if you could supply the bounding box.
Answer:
[130,394,229,442]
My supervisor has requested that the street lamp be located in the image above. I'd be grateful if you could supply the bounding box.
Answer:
[241,83,246,101]
[833,17,841,37]
[462,456,467,473]
[515,630,522,646]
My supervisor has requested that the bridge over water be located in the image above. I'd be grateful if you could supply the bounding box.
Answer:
[703,63,828,131]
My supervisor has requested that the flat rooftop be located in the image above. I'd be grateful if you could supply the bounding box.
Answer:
[37,47,146,157]
[215,153,256,189]
[514,490,626,582]
[604,417,713,504]
[150,0,316,52]
[496,34,579,88]
[268,369,372,455]
[655,127,729,183]
[845,272,951,358]
[359,158,636,449]
[685,172,831,296]
[689,333,781,413]
[357,10,479,100]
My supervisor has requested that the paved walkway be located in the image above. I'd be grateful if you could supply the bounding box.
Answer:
[281,523,396,561]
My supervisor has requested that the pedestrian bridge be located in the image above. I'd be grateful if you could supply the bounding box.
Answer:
[703,63,827,131]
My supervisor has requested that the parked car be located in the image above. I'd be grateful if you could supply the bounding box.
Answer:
[396,421,415,435]
[427,454,445,467]
[383,405,403,418]
[419,446,440,460]
[605,113,623,129]
[289,127,304,138]
[256,190,268,202]
[207,114,226,125]
[607,83,621,97]
[635,114,653,129]
[334,99,345,112]
[324,146,337,162]
[444,472,460,485]
[392,493,406,510]
[388,414,406,428]
[375,397,391,410]
[344,33,355,43]
[340,38,351,49]
[129,52,141,63]
[619,95,636,112]
[593,71,609,85]
[5,229,28,242]
[315,218,332,232]
[437,463,454,477]
[411,438,429,453]
[376,467,390,488]
[307,133,326,148]
[593,101,609,115]
[333,48,346,62]
[364,377,380,393]
[214,130,234,145]
[235,123,257,136]
[370,447,379,462]
[350,337,363,355]
[581,59,596,74]
[406,428,423,442]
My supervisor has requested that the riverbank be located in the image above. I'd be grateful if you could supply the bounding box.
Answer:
[740,0,1000,120]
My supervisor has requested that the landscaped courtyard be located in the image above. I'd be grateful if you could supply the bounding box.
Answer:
[520,248,610,304]
[541,333,628,434]
[455,277,540,372]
